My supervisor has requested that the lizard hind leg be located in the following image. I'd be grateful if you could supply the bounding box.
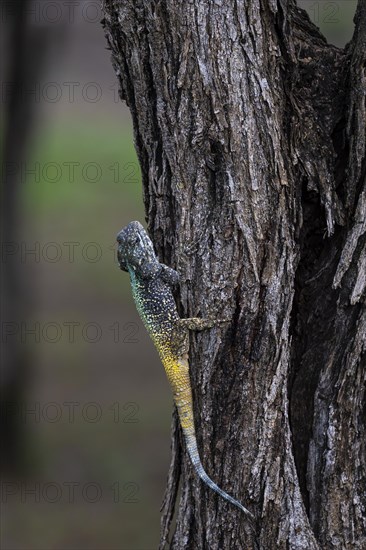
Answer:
[173,317,227,357]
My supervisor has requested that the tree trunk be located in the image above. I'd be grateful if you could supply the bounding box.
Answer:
[102,1,366,548]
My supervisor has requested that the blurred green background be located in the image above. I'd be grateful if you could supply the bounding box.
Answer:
[0,1,357,549]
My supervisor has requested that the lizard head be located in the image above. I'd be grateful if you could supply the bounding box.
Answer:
[116,221,161,279]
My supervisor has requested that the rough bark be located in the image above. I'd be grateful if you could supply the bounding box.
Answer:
[102,1,365,548]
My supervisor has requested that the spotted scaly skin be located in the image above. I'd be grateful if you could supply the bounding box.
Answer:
[117,221,253,521]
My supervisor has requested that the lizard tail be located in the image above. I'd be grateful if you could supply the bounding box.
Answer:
[168,357,254,521]
[183,427,254,521]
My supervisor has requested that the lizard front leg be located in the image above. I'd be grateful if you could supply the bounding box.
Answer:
[178,317,230,331]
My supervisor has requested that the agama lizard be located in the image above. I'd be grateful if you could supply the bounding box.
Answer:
[116,221,253,520]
